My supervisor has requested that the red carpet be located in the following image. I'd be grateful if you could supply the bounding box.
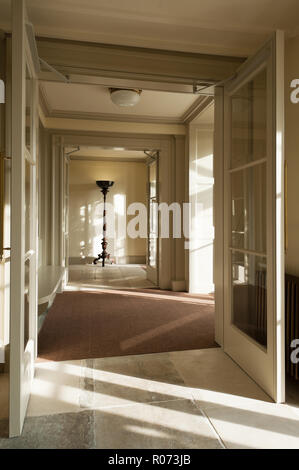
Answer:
[38,289,216,362]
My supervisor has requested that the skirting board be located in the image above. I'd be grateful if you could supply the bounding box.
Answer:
[69,256,146,265]
[171,280,187,292]
[189,284,215,295]
[0,344,10,373]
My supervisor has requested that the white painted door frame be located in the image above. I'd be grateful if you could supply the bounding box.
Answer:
[51,132,176,290]
[146,152,159,285]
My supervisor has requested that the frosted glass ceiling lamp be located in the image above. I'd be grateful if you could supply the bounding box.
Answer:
[110,88,142,107]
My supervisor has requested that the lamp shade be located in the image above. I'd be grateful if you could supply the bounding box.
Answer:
[96,180,114,190]
[110,88,141,107]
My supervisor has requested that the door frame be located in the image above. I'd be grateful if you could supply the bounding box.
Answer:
[56,133,176,290]
[146,151,159,286]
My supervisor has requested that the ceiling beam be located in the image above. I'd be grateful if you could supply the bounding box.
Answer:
[36,37,245,92]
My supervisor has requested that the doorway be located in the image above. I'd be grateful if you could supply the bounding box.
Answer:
[37,140,216,362]
[3,0,286,438]
[66,146,157,289]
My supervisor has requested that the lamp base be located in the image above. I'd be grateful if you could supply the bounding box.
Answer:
[93,237,111,267]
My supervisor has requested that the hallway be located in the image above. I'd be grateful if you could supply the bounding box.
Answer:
[1,348,299,448]
[68,264,156,290]
[37,277,216,362]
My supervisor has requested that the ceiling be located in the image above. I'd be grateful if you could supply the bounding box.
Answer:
[0,0,299,56]
[40,81,201,123]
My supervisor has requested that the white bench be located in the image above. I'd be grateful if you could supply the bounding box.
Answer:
[38,266,65,307]
[38,266,65,331]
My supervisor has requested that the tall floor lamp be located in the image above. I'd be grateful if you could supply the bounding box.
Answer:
[93,180,114,267]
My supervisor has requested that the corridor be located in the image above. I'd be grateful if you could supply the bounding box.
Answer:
[37,274,216,362]
[68,264,156,290]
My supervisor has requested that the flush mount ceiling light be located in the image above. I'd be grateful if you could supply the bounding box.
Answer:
[109,88,142,107]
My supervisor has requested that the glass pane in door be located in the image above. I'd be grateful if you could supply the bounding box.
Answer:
[24,257,30,349]
[231,68,267,169]
[231,163,267,253]
[230,67,268,348]
[25,64,32,151]
[148,160,158,268]
[25,159,31,253]
[232,251,267,347]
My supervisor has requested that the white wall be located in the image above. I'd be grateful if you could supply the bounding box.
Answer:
[189,125,214,293]
[69,159,147,264]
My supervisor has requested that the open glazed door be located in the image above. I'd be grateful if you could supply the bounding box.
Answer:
[219,32,285,402]
[146,153,159,286]
[10,0,39,436]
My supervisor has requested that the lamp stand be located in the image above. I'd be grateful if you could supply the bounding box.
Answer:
[93,180,114,267]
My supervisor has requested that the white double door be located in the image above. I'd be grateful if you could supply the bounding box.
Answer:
[10,0,39,436]
[218,32,285,402]
[8,6,285,438]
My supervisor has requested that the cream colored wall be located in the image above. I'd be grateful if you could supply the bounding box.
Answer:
[285,35,299,276]
[189,126,214,293]
[69,159,147,264]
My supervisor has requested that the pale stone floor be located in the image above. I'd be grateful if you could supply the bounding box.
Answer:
[1,348,299,449]
[67,264,156,290]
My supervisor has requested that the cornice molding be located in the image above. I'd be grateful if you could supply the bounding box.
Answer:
[39,85,52,117]
[47,109,183,125]
[69,155,146,163]
[182,95,214,123]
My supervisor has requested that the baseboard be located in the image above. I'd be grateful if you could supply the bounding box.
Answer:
[115,256,146,265]
[171,280,187,292]
[69,257,94,265]
[0,344,4,372]
[69,256,146,265]
[0,344,10,373]
[188,284,215,295]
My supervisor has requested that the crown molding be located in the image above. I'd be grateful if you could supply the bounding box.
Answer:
[69,155,146,163]
[47,109,184,125]
[181,95,214,123]
[39,85,52,116]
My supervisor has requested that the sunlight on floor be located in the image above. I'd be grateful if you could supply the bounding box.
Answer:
[68,264,156,290]
[17,349,299,449]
